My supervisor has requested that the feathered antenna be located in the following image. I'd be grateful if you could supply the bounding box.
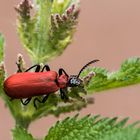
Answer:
[77,59,99,78]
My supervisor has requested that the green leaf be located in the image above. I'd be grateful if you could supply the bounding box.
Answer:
[81,57,140,93]
[16,0,80,63]
[12,126,34,140]
[0,33,5,95]
[45,115,139,140]
[0,33,4,62]
[47,1,80,63]
[99,127,140,140]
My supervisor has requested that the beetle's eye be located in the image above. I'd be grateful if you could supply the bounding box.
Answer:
[70,78,80,85]
[70,78,76,84]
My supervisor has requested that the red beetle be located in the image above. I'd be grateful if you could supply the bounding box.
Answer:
[4,60,99,108]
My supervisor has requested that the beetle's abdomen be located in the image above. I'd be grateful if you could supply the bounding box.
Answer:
[4,71,59,99]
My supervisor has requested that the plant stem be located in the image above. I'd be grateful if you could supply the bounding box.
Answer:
[15,118,31,130]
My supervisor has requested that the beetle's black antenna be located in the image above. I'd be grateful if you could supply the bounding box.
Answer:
[77,59,99,78]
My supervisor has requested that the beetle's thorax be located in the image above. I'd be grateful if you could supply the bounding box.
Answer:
[57,74,68,88]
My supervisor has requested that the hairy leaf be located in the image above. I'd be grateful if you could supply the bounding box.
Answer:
[48,1,80,62]
[0,33,4,62]
[45,115,139,140]
[81,57,140,93]
[12,126,34,140]
[16,0,80,63]
[0,33,5,95]
[99,127,140,140]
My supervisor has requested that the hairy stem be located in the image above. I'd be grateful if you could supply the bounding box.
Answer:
[15,118,31,130]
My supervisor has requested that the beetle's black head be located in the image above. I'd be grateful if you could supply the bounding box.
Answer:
[68,59,99,87]
[68,75,83,87]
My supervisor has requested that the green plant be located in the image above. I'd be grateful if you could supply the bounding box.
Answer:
[0,0,140,139]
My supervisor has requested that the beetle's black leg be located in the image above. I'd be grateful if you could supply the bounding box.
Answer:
[20,98,32,105]
[33,98,42,109]
[41,65,50,72]
[42,94,50,103]
[33,94,50,109]
[60,89,65,99]
[58,68,69,77]
[25,64,41,72]
[60,88,69,101]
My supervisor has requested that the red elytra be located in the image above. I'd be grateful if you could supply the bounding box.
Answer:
[4,71,68,99]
